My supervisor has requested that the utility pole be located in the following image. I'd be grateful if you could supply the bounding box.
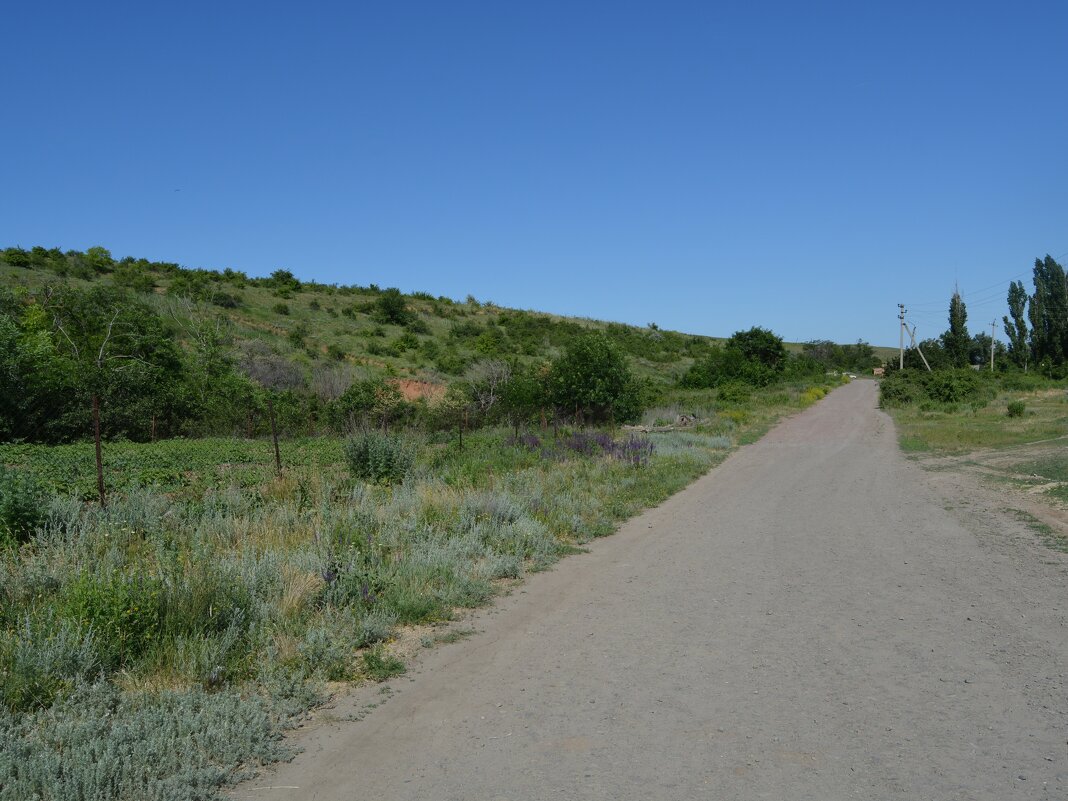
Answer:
[990,320,996,371]
[898,304,906,369]
[905,323,932,371]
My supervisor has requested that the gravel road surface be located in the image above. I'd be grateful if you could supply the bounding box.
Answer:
[233,380,1067,800]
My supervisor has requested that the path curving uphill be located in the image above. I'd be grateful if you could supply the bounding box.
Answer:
[234,380,1067,800]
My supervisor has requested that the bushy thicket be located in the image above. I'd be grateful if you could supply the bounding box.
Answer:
[681,326,830,390]
[801,339,880,373]
[879,368,999,408]
[0,282,657,445]
[547,333,647,424]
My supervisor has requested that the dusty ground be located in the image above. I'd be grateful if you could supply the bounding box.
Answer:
[916,441,1068,544]
[231,380,1068,800]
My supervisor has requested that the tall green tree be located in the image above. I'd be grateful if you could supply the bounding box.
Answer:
[681,327,787,389]
[1027,255,1067,368]
[942,290,970,367]
[498,362,548,436]
[42,285,183,504]
[549,332,641,424]
[1002,279,1030,369]
[726,326,786,371]
[0,290,69,440]
[84,246,115,274]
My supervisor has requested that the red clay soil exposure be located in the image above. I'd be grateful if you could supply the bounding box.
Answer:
[391,379,447,403]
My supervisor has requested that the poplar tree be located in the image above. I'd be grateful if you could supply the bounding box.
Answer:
[1027,255,1067,367]
[943,290,970,367]
[1002,280,1030,369]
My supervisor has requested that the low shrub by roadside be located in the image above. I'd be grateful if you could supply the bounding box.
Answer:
[344,430,417,484]
[879,369,996,409]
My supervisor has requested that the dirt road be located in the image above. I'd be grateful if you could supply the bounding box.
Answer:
[234,381,1068,800]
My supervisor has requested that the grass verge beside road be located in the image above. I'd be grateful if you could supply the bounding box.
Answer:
[891,387,1068,454]
[885,382,1068,552]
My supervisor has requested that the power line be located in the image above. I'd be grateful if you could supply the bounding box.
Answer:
[906,249,1068,309]
[906,273,1029,308]
[899,251,1068,351]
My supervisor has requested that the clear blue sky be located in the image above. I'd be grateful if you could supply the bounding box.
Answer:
[3,1,1066,346]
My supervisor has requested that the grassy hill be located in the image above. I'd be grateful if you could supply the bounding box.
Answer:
[0,246,882,397]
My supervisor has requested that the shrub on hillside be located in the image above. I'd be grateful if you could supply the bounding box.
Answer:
[406,317,431,335]
[726,326,787,371]
[372,288,411,326]
[331,378,405,430]
[1006,400,1026,418]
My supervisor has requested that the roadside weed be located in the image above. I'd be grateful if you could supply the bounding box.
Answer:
[362,646,406,681]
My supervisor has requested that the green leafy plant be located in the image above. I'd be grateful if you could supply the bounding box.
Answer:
[61,572,162,668]
[344,430,416,484]
[0,467,45,547]
[1006,400,1025,418]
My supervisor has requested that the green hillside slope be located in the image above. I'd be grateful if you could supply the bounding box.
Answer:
[1,245,884,393]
